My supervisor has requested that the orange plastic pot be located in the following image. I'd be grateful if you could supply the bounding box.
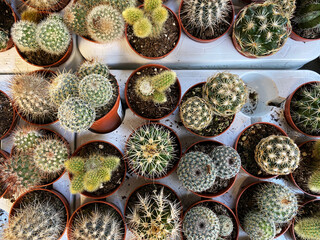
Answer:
[0,1,17,52]
[125,64,181,121]
[21,0,71,13]
[0,90,18,141]
[0,150,9,199]
[290,31,320,42]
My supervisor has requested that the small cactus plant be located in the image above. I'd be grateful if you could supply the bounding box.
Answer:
[13,127,42,151]
[255,135,300,175]
[203,72,247,117]
[77,60,110,80]
[0,29,9,51]
[218,215,233,237]
[209,146,241,179]
[177,151,216,192]
[63,2,88,36]
[183,206,220,240]
[11,20,39,52]
[126,124,177,179]
[308,168,320,193]
[294,217,320,240]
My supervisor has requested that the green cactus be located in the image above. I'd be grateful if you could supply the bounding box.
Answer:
[218,215,233,237]
[79,74,114,108]
[294,217,320,240]
[313,140,320,161]
[255,135,300,175]
[267,0,296,19]
[13,127,42,151]
[209,146,241,179]
[180,96,213,131]
[233,2,291,57]
[183,206,220,240]
[11,20,39,52]
[126,124,176,179]
[177,151,216,192]
[63,2,89,36]
[308,168,320,193]
[290,82,320,136]
[0,29,9,51]
[58,97,96,133]
[77,60,110,80]
[203,72,247,117]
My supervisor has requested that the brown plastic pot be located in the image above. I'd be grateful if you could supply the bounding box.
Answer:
[180,82,235,138]
[290,31,320,42]
[235,181,292,238]
[284,81,320,137]
[9,188,70,240]
[0,90,18,141]
[178,0,235,43]
[0,150,9,199]
[0,0,17,52]
[234,122,287,180]
[125,4,182,59]
[69,140,126,199]
[125,64,181,121]
[67,201,126,240]
[125,122,182,180]
[21,0,71,13]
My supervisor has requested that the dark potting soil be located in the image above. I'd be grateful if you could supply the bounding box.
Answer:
[126,66,180,119]
[126,10,180,58]
[73,141,125,197]
[236,123,285,178]
[0,1,14,37]
[186,141,234,196]
[180,1,233,40]
[181,83,234,137]
[0,91,15,139]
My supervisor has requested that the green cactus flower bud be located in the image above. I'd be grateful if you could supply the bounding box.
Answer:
[294,217,320,240]
[11,20,39,52]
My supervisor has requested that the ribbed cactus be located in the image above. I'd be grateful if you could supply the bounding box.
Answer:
[256,183,298,224]
[25,0,60,9]
[13,127,42,151]
[209,146,241,179]
[180,96,213,131]
[0,30,9,51]
[308,169,320,193]
[77,60,110,80]
[65,154,120,194]
[218,215,233,237]
[126,124,176,179]
[183,206,220,240]
[11,20,39,52]
[294,217,320,240]
[233,2,291,57]
[64,2,88,36]
[177,151,216,192]
[126,186,181,240]
[203,72,247,117]
[290,82,320,136]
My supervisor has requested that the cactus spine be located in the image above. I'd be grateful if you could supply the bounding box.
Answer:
[77,60,110,80]
[308,169,320,193]
[294,217,320,240]
[11,20,39,52]
[218,215,233,237]
[13,127,42,151]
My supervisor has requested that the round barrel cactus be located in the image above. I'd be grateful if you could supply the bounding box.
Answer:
[77,60,110,80]
[11,20,39,52]
[218,215,233,237]
[13,127,42,151]
[63,2,88,36]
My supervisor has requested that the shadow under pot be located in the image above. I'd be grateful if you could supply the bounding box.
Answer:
[0,150,9,199]
[0,0,17,52]
[182,199,239,240]
[0,90,17,140]
[69,140,126,199]
[67,201,126,240]
[9,188,70,240]
[184,140,237,198]
[21,0,71,13]
[234,122,287,179]
[180,82,235,138]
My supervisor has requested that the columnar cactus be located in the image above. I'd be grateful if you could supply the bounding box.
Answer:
[180,96,213,131]
[13,127,42,151]
[63,2,88,36]
[0,30,9,51]
[233,2,291,57]
[77,60,110,80]
[11,20,39,52]
[126,124,176,179]
[203,72,247,117]
[294,217,320,240]
[25,0,60,9]
[177,151,216,192]
[308,169,320,193]
[126,187,181,240]
[218,215,233,237]
[255,135,300,175]
[209,146,241,179]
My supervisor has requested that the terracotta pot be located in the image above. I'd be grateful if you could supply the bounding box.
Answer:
[125,5,182,59]
[290,31,320,42]
[0,90,18,141]
[182,199,239,239]
[9,188,70,240]
[284,81,320,137]
[234,122,287,180]
[235,181,292,238]
[178,0,235,43]
[0,150,9,199]
[67,201,126,240]
[21,0,71,13]
[125,64,181,121]
[0,1,17,52]
[125,122,182,180]
[180,82,235,138]
[69,140,126,199]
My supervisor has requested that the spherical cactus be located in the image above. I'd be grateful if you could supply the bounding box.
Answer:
[77,60,110,80]
[87,5,124,43]
[255,135,300,175]
[308,168,320,193]
[63,2,88,36]
[256,183,298,224]
[133,17,152,38]
[209,146,241,179]
[177,151,216,192]
[183,206,220,240]
[180,96,213,131]
[13,127,42,151]
[79,74,114,108]
[58,97,96,133]
[0,30,9,51]
[122,7,144,25]
[202,72,247,117]
[144,0,162,13]
[268,0,296,19]
[294,217,320,240]
[218,215,233,237]
[152,6,168,25]
[11,20,39,52]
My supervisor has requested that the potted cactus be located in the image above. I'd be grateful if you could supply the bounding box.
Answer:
[178,0,235,42]
[67,201,126,240]
[236,181,298,238]
[125,123,181,180]
[66,140,126,199]
[21,0,71,12]
[125,182,182,239]
[125,64,181,120]
[285,81,320,137]
[122,0,181,59]
[0,0,17,52]
[0,90,17,140]
[182,199,239,239]
[180,72,247,137]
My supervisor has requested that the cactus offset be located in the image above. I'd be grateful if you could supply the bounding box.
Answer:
[13,127,42,151]
[294,217,320,240]
[11,20,39,52]
[218,215,233,237]
[63,2,89,36]
[0,29,9,51]
[308,168,320,193]
[77,60,110,80]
